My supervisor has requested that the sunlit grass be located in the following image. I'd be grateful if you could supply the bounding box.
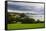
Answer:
[8,23,44,30]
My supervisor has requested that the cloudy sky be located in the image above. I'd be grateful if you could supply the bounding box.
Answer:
[7,2,44,21]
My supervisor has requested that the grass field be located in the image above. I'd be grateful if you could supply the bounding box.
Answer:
[8,23,45,30]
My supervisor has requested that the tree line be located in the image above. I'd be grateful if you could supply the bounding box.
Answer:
[7,13,44,24]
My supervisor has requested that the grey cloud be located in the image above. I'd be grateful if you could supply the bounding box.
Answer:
[8,2,44,15]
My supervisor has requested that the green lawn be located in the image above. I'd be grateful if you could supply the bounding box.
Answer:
[8,23,45,30]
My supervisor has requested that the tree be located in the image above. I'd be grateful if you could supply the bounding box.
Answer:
[20,13,26,17]
[15,16,21,22]
[7,13,16,24]
[22,17,35,23]
[37,19,40,23]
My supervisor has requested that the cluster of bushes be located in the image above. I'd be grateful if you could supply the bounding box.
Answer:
[7,13,44,24]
